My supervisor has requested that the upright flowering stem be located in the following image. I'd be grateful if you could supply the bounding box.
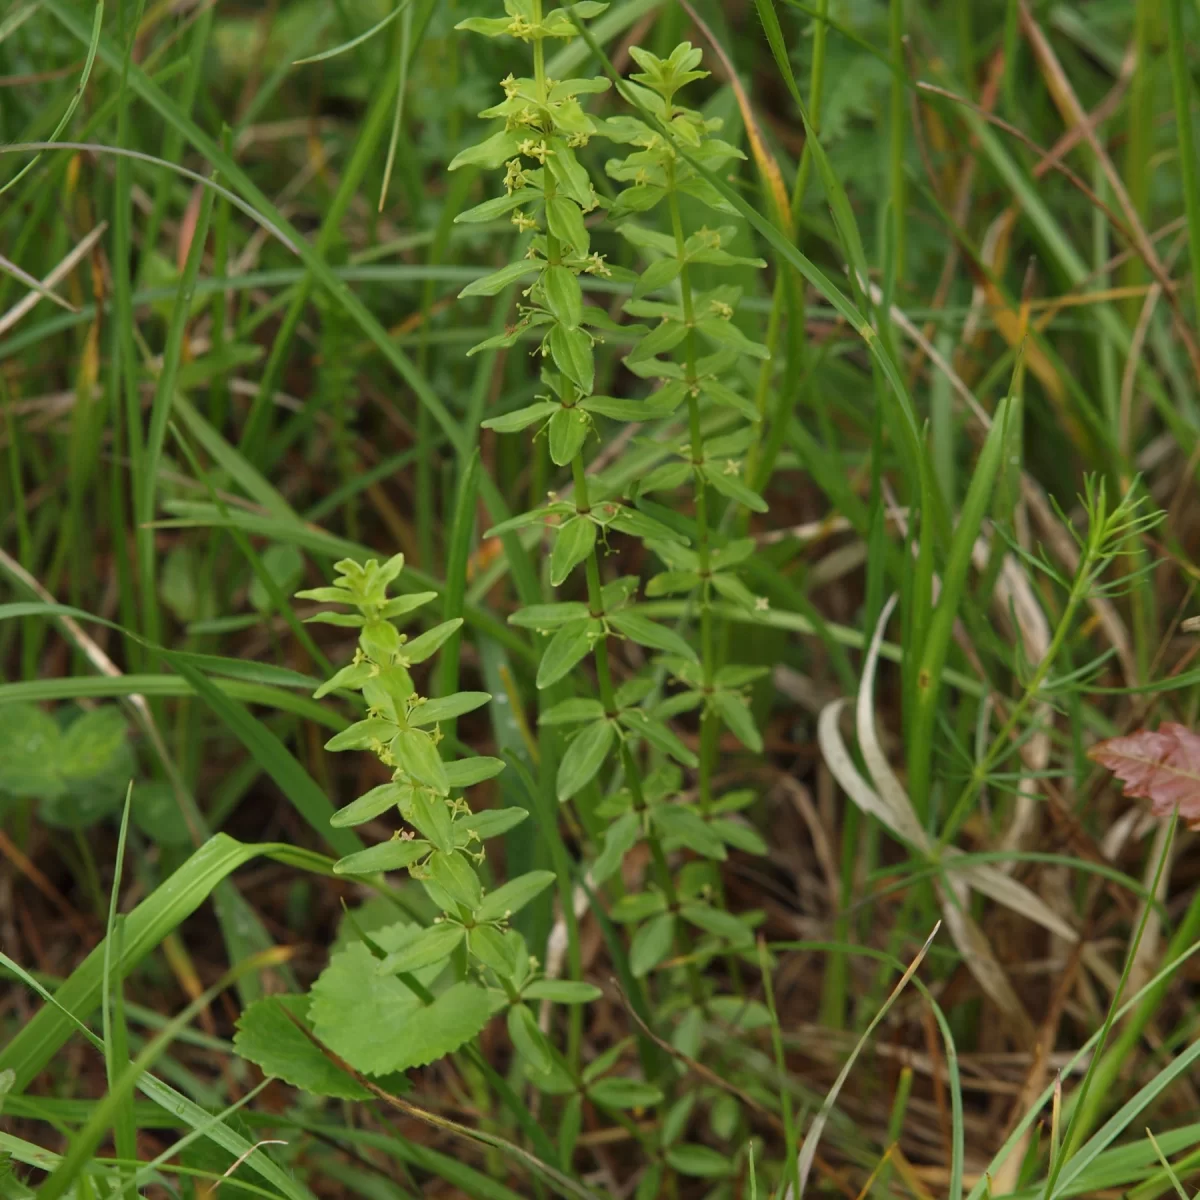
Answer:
[666,167,718,811]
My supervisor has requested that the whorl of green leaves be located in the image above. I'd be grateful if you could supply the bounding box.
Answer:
[450,1,770,990]
[277,554,568,1077]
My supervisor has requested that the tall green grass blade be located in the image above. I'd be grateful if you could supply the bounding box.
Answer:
[909,397,1015,816]
[0,0,102,196]
[435,449,481,714]
[292,0,411,64]
[37,951,283,1200]
[102,793,136,1194]
[0,674,346,729]
[0,834,333,1090]
[1166,0,1200,333]
[138,180,217,649]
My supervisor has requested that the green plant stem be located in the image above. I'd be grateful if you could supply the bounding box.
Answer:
[569,460,675,901]
[666,172,717,813]
[889,0,906,283]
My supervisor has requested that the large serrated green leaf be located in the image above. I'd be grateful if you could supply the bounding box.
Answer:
[234,995,371,1099]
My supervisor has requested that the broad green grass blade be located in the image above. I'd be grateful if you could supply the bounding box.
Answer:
[37,950,284,1200]
[0,834,333,1090]
[435,448,481,711]
[0,674,345,729]
[103,795,136,1194]
[753,0,804,108]
[0,0,102,196]
[159,649,362,857]
[172,395,298,521]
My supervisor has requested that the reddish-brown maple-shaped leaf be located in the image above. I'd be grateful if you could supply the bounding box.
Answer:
[1088,722,1200,828]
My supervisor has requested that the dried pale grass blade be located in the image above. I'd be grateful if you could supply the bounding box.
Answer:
[974,539,1053,859]
[818,699,911,845]
[937,884,1035,1041]
[788,923,941,1199]
[0,252,78,314]
[855,594,930,850]
[0,221,106,338]
[942,849,1078,943]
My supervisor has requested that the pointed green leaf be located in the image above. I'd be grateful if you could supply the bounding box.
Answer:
[539,697,606,726]
[711,817,768,856]
[448,128,524,170]
[701,463,768,512]
[378,923,466,975]
[324,718,397,753]
[536,618,595,689]
[591,809,640,884]
[548,324,594,393]
[332,838,430,875]
[645,570,700,597]
[608,506,690,544]
[523,979,602,1004]
[455,806,527,843]
[510,601,589,630]
[402,619,464,665]
[680,904,752,944]
[423,850,484,912]
[652,804,726,860]
[608,610,698,661]
[556,720,615,802]
[476,870,557,924]
[460,260,540,299]
[548,406,592,466]
[550,516,596,586]
[507,1002,554,1074]
[444,756,507,788]
[392,729,450,794]
[542,264,584,328]
[545,195,589,253]
[587,1078,664,1109]
[313,660,374,699]
[579,393,680,421]
[630,913,676,977]
[694,316,769,358]
[482,400,559,433]
[455,190,533,223]
[468,924,519,976]
[666,1145,734,1178]
[712,690,763,753]
[330,782,407,828]
[409,692,491,727]
[618,709,698,768]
